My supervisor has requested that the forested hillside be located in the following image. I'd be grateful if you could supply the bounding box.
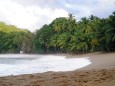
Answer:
[0,11,115,54]
[34,11,115,54]
[0,22,34,53]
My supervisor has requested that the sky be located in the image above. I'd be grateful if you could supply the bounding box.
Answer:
[0,0,115,32]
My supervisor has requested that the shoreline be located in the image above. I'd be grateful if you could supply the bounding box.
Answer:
[0,52,115,86]
[0,69,115,86]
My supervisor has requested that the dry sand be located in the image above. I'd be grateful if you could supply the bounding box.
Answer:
[0,52,115,86]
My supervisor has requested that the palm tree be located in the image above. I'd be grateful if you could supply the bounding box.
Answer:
[68,13,75,20]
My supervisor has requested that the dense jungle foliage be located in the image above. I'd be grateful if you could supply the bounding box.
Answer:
[0,22,34,53]
[0,11,115,54]
[34,11,115,54]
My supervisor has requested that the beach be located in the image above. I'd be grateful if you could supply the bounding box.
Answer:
[0,53,115,86]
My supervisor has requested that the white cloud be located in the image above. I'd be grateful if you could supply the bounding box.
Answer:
[65,3,92,19]
[91,0,115,18]
[0,0,68,32]
[65,0,115,19]
[0,0,114,32]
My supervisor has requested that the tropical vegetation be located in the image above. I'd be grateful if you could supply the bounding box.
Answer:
[34,11,115,53]
[0,11,115,54]
[0,22,34,53]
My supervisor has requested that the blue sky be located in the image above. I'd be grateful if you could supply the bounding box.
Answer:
[0,0,115,32]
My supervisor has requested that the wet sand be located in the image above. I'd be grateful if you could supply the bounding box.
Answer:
[0,52,115,86]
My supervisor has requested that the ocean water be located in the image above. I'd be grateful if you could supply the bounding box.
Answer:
[0,54,91,76]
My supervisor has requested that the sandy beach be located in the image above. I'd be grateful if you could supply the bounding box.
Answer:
[0,53,115,86]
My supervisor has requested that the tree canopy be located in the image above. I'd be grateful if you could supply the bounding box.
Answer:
[0,11,115,54]
[34,11,115,54]
[0,22,34,53]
